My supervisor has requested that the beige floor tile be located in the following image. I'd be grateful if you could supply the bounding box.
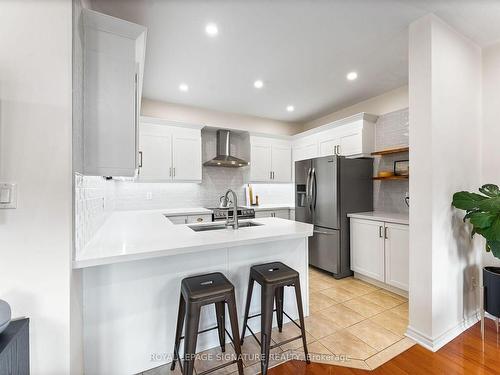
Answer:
[341,297,386,318]
[334,278,380,294]
[346,320,402,352]
[370,309,409,336]
[309,291,337,312]
[194,346,238,375]
[318,304,365,329]
[319,330,378,360]
[237,334,282,367]
[309,277,336,291]
[365,337,416,370]
[378,288,408,302]
[390,302,409,318]
[303,312,342,339]
[271,321,315,351]
[143,363,181,375]
[319,286,353,303]
[360,289,405,309]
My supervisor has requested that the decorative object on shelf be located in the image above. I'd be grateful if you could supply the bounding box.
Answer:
[394,160,409,176]
[378,171,394,178]
[0,299,11,334]
[452,184,500,338]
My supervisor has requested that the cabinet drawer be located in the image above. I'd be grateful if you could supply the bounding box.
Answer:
[166,215,187,224]
[186,215,212,224]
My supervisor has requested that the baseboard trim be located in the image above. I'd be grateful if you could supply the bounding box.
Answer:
[406,313,479,352]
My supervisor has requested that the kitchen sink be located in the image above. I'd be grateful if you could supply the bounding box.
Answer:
[188,221,263,232]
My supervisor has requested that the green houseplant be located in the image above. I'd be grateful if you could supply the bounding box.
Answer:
[452,183,500,322]
[452,184,500,259]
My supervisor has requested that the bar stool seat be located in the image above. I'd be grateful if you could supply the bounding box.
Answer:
[171,272,244,375]
[240,262,310,375]
[250,262,299,284]
[181,273,234,301]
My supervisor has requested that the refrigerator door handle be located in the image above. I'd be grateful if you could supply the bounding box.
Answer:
[305,167,312,205]
[311,168,317,210]
[313,229,336,235]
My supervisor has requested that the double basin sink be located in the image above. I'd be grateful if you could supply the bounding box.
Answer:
[188,221,262,232]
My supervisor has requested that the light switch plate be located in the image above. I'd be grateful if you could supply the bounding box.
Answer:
[0,183,17,209]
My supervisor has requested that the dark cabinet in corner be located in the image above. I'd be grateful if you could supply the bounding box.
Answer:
[0,319,29,375]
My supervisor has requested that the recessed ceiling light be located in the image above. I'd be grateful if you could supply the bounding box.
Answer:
[347,71,358,81]
[205,23,218,37]
[286,105,295,112]
[179,83,189,92]
[254,80,264,89]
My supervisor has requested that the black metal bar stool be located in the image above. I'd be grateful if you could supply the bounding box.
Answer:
[170,272,244,375]
[240,262,310,375]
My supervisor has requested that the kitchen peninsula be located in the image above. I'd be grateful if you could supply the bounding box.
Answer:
[74,210,313,375]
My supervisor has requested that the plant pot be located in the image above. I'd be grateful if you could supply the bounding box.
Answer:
[483,266,500,318]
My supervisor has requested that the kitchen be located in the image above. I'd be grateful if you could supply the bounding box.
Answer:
[72,4,411,374]
[2,1,499,375]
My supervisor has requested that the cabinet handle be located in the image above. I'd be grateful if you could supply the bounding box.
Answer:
[138,151,143,168]
[384,227,389,239]
[169,167,172,177]
[272,171,275,180]
[379,226,383,238]
[270,171,272,180]
[173,167,176,178]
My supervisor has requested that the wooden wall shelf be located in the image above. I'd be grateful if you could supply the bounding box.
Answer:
[372,175,409,181]
[371,146,409,156]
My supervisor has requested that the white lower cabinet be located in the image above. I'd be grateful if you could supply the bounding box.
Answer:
[350,218,409,291]
[166,214,212,224]
[384,223,410,291]
[350,219,385,282]
[255,209,290,219]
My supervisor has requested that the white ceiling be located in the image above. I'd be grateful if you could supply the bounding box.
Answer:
[89,0,500,123]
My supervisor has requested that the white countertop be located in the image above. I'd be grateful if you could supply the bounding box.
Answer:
[241,203,295,211]
[347,211,409,225]
[160,207,212,216]
[74,210,313,269]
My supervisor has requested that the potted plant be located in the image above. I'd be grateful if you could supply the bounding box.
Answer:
[452,184,500,322]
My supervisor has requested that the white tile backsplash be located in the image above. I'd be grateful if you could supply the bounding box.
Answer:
[74,174,114,253]
[373,108,409,214]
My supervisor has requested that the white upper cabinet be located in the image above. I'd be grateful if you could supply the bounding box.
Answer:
[82,10,147,177]
[250,136,292,182]
[138,118,203,182]
[293,113,377,161]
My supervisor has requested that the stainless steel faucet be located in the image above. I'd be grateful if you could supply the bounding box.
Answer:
[224,189,238,229]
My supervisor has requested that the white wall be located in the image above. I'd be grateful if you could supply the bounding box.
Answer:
[302,86,408,131]
[0,1,73,374]
[408,14,482,351]
[142,98,301,136]
[481,42,500,268]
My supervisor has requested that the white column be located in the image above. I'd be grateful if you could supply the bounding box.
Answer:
[408,14,483,351]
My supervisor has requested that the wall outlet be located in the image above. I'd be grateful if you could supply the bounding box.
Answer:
[471,276,479,289]
[0,183,17,209]
[146,192,153,200]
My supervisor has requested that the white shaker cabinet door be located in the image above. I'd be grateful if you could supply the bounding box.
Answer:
[339,132,362,156]
[250,144,272,182]
[271,145,292,182]
[384,223,409,291]
[350,218,385,282]
[172,134,202,181]
[138,133,172,181]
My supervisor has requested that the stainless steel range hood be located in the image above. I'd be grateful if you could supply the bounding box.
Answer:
[204,130,249,167]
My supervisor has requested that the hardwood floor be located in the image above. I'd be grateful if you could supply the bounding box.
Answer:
[268,319,500,374]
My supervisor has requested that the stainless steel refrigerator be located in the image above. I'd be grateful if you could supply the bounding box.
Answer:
[295,155,373,278]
